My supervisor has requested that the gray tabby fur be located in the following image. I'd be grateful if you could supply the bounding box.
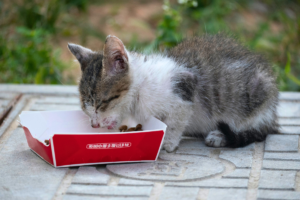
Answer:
[68,34,279,152]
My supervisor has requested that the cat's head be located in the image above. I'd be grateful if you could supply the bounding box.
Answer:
[68,35,131,129]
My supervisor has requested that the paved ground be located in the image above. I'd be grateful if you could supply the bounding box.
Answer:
[0,84,300,200]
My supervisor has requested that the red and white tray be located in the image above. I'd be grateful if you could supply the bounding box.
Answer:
[19,110,167,167]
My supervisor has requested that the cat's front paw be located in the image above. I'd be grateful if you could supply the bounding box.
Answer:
[163,142,178,153]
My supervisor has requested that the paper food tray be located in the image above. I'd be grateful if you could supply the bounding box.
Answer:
[19,110,167,167]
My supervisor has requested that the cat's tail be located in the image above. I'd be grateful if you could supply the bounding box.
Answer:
[217,122,278,148]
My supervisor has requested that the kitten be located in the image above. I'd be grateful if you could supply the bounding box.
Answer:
[68,34,278,152]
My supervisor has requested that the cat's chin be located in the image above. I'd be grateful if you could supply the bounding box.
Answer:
[102,120,118,130]
[107,125,114,130]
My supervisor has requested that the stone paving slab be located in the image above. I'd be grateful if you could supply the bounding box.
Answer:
[159,187,199,200]
[0,92,20,99]
[258,190,300,200]
[118,178,154,186]
[67,185,153,197]
[259,170,296,190]
[72,167,110,185]
[279,118,300,126]
[279,92,300,100]
[107,154,224,181]
[165,179,249,188]
[219,151,253,168]
[264,152,300,161]
[1,85,300,200]
[35,96,80,105]
[265,135,299,152]
[0,84,78,95]
[64,195,148,200]
[277,102,300,118]
[280,126,300,134]
[0,95,28,138]
[222,169,251,179]
[263,160,300,170]
[0,93,19,118]
[207,189,248,200]
[178,138,255,152]
[0,99,11,108]
[0,128,68,200]
[30,104,80,111]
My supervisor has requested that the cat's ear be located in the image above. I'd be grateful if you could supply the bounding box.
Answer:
[103,35,128,76]
[68,43,93,71]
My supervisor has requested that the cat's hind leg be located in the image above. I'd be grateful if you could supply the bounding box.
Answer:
[205,130,227,147]
[205,122,276,148]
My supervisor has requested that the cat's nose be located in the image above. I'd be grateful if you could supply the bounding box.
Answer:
[91,123,100,128]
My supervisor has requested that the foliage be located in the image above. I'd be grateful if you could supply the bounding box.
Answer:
[151,0,300,91]
[0,27,67,84]
[18,0,61,32]
[0,0,299,91]
[155,0,182,48]
[16,0,88,32]
[0,0,88,84]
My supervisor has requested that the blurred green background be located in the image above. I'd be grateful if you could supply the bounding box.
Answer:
[0,0,299,91]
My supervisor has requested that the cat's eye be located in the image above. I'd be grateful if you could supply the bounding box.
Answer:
[96,95,120,112]
[102,95,120,104]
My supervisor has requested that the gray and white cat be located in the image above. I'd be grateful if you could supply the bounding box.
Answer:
[68,34,278,152]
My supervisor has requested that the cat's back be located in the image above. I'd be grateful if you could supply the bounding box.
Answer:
[167,34,272,74]
[167,34,277,87]
[168,34,246,62]
[167,34,278,121]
